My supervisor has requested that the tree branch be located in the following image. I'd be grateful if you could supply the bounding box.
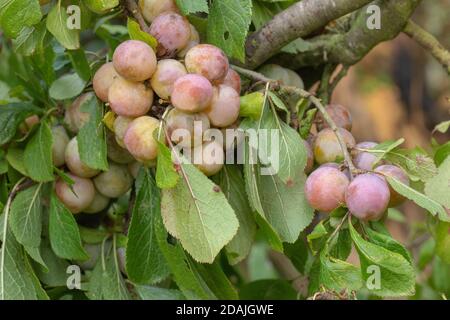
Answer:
[272,0,422,69]
[403,20,450,75]
[245,0,373,69]
[122,0,150,32]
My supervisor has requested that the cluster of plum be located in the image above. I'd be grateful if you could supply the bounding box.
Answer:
[304,104,410,221]
[55,0,242,214]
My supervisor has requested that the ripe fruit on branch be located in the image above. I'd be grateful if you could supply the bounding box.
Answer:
[305,166,350,212]
[113,116,133,148]
[258,64,304,88]
[220,69,241,94]
[93,163,133,198]
[112,40,157,81]
[205,85,240,128]
[185,44,230,83]
[84,191,110,214]
[124,116,160,164]
[375,165,409,206]
[52,126,69,167]
[345,173,390,221]
[128,162,144,179]
[171,74,213,113]
[313,128,356,164]
[177,24,200,58]
[150,59,187,100]
[192,141,225,176]
[65,138,100,178]
[108,77,153,117]
[93,62,119,102]
[19,115,40,134]
[106,131,135,164]
[166,108,210,148]
[55,174,95,214]
[316,104,352,131]
[139,0,179,23]
[64,93,92,133]
[353,141,379,170]
[149,12,191,57]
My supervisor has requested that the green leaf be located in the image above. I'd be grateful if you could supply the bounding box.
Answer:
[155,212,215,299]
[0,229,39,300]
[84,0,119,14]
[349,222,415,297]
[386,176,448,222]
[240,92,264,120]
[365,227,412,264]
[434,141,450,166]
[319,249,362,292]
[284,238,308,274]
[6,148,27,176]
[101,237,131,300]
[192,260,238,299]
[127,18,158,50]
[33,243,70,287]
[67,49,92,82]
[9,184,43,248]
[49,73,86,100]
[49,192,89,260]
[46,1,80,50]
[207,0,252,62]
[0,0,42,38]
[259,101,307,184]
[435,221,450,265]
[77,94,108,171]
[433,120,450,134]
[384,148,437,182]
[161,161,238,263]
[175,0,209,15]
[329,229,352,261]
[0,102,40,146]
[239,279,297,300]
[126,168,169,284]
[24,122,54,182]
[24,245,48,272]
[136,285,185,300]
[156,141,179,189]
[13,21,47,56]
[425,157,450,209]
[215,165,256,265]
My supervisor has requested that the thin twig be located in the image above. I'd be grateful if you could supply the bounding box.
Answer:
[232,65,357,175]
[404,20,450,75]
[122,0,150,32]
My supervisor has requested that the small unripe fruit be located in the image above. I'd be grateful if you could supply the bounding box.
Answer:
[205,85,240,128]
[94,163,133,198]
[171,74,213,112]
[316,104,352,131]
[375,165,409,207]
[93,62,119,102]
[353,141,379,170]
[65,138,100,178]
[112,40,157,81]
[150,59,187,100]
[128,162,142,179]
[192,141,225,176]
[64,93,92,133]
[55,174,95,214]
[313,128,356,164]
[52,126,70,167]
[258,64,304,88]
[124,116,160,164]
[106,131,134,164]
[185,44,229,83]
[108,77,153,117]
[305,166,349,212]
[304,140,314,174]
[219,69,241,94]
[177,24,200,58]
[166,108,210,148]
[149,13,191,57]
[84,191,110,214]
[113,116,133,148]
[345,173,390,221]
[139,0,179,23]
[19,115,40,134]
